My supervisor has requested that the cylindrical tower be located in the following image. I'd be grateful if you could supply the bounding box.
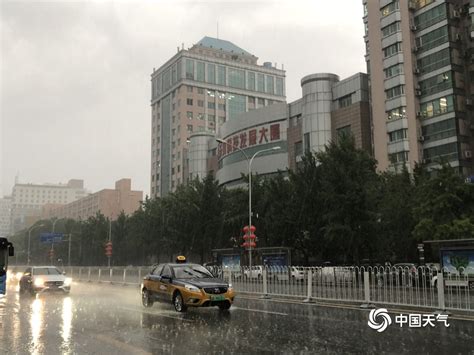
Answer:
[301,73,339,153]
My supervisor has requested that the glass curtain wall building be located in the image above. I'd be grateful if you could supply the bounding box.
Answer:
[150,36,286,197]
[363,0,474,175]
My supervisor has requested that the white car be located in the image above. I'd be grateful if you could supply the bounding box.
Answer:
[243,266,263,279]
[19,266,72,295]
[269,266,305,281]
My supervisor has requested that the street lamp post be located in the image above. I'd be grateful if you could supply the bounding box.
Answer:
[216,138,280,270]
[27,223,44,266]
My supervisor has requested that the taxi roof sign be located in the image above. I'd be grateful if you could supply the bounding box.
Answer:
[176,255,187,263]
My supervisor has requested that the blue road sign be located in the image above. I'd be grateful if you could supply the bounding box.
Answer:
[40,233,64,244]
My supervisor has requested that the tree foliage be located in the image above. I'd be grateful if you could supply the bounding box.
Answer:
[9,136,474,266]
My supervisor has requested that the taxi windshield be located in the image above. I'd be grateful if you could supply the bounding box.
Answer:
[33,267,61,275]
[173,265,214,279]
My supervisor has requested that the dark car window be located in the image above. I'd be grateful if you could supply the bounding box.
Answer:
[161,265,172,278]
[173,265,214,279]
[33,267,61,275]
[152,264,163,275]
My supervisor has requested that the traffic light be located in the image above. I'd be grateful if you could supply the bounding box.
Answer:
[105,241,112,257]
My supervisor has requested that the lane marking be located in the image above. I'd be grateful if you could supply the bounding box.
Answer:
[95,333,152,355]
[232,306,288,316]
[119,306,195,322]
[237,295,474,322]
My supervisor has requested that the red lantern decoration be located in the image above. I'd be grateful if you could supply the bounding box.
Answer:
[243,225,256,234]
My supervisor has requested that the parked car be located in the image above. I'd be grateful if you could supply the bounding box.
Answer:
[19,266,71,295]
[243,265,263,279]
[268,266,305,281]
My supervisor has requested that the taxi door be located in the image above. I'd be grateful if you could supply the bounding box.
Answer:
[157,265,173,301]
[146,264,163,299]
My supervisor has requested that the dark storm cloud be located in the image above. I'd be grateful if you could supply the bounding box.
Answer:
[0,0,365,196]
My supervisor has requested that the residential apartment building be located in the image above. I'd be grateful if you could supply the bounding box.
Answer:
[364,0,474,175]
[10,179,88,232]
[150,36,286,197]
[0,196,12,236]
[44,179,143,221]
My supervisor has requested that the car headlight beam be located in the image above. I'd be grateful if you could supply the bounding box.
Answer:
[34,278,44,287]
[64,277,72,286]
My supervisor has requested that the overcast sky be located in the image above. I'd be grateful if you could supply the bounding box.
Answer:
[0,0,365,197]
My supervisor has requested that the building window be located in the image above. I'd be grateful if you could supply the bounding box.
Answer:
[187,85,193,93]
[303,133,310,153]
[420,95,454,118]
[257,73,265,92]
[228,68,246,89]
[185,59,194,80]
[257,98,265,107]
[208,114,216,122]
[247,72,256,91]
[383,42,402,58]
[386,107,407,121]
[187,98,193,106]
[187,111,193,119]
[388,129,407,142]
[417,48,450,74]
[384,63,404,79]
[219,116,226,124]
[388,151,409,164]
[265,76,274,94]
[228,94,246,120]
[276,77,284,96]
[416,26,448,53]
[336,125,351,139]
[422,118,456,142]
[385,85,405,99]
[218,103,226,111]
[217,66,226,86]
[423,142,458,163]
[196,62,205,82]
[414,3,447,31]
[380,0,399,17]
[198,100,204,107]
[197,88,204,94]
[187,124,193,132]
[208,102,216,109]
[207,64,216,84]
[338,95,352,108]
[419,71,452,96]
[381,21,401,38]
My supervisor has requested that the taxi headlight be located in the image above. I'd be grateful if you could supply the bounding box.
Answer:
[228,283,233,290]
[16,272,23,280]
[34,278,44,287]
[184,284,200,293]
[64,277,72,286]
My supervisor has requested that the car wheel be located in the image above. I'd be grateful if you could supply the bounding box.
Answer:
[142,289,153,308]
[218,302,231,310]
[173,291,187,313]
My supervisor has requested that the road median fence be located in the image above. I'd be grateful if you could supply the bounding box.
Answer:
[9,265,473,312]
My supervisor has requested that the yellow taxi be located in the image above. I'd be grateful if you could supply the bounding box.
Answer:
[140,257,235,312]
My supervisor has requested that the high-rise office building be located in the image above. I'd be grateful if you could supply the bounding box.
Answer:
[150,36,286,197]
[364,0,474,174]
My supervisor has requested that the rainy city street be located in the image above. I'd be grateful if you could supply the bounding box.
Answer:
[1,282,473,354]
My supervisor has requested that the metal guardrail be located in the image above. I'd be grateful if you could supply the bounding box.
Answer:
[9,265,474,312]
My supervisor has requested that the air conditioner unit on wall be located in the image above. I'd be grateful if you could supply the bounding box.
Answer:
[465,150,473,159]
[452,10,460,19]
[410,25,417,31]
[414,67,420,74]
[415,89,422,96]
[418,135,425,142]
[466,99,473,106]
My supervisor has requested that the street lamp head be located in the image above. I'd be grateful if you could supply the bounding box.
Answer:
[216,138,226,144]
[272,146,281,151]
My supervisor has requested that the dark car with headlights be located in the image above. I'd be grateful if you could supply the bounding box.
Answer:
[141,261,235,312]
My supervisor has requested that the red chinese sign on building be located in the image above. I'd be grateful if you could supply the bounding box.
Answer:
[217,123,282,160]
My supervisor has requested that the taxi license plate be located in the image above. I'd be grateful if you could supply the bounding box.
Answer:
[211,295,225,301]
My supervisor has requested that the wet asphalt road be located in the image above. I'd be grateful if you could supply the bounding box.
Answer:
[1,282,473,354]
